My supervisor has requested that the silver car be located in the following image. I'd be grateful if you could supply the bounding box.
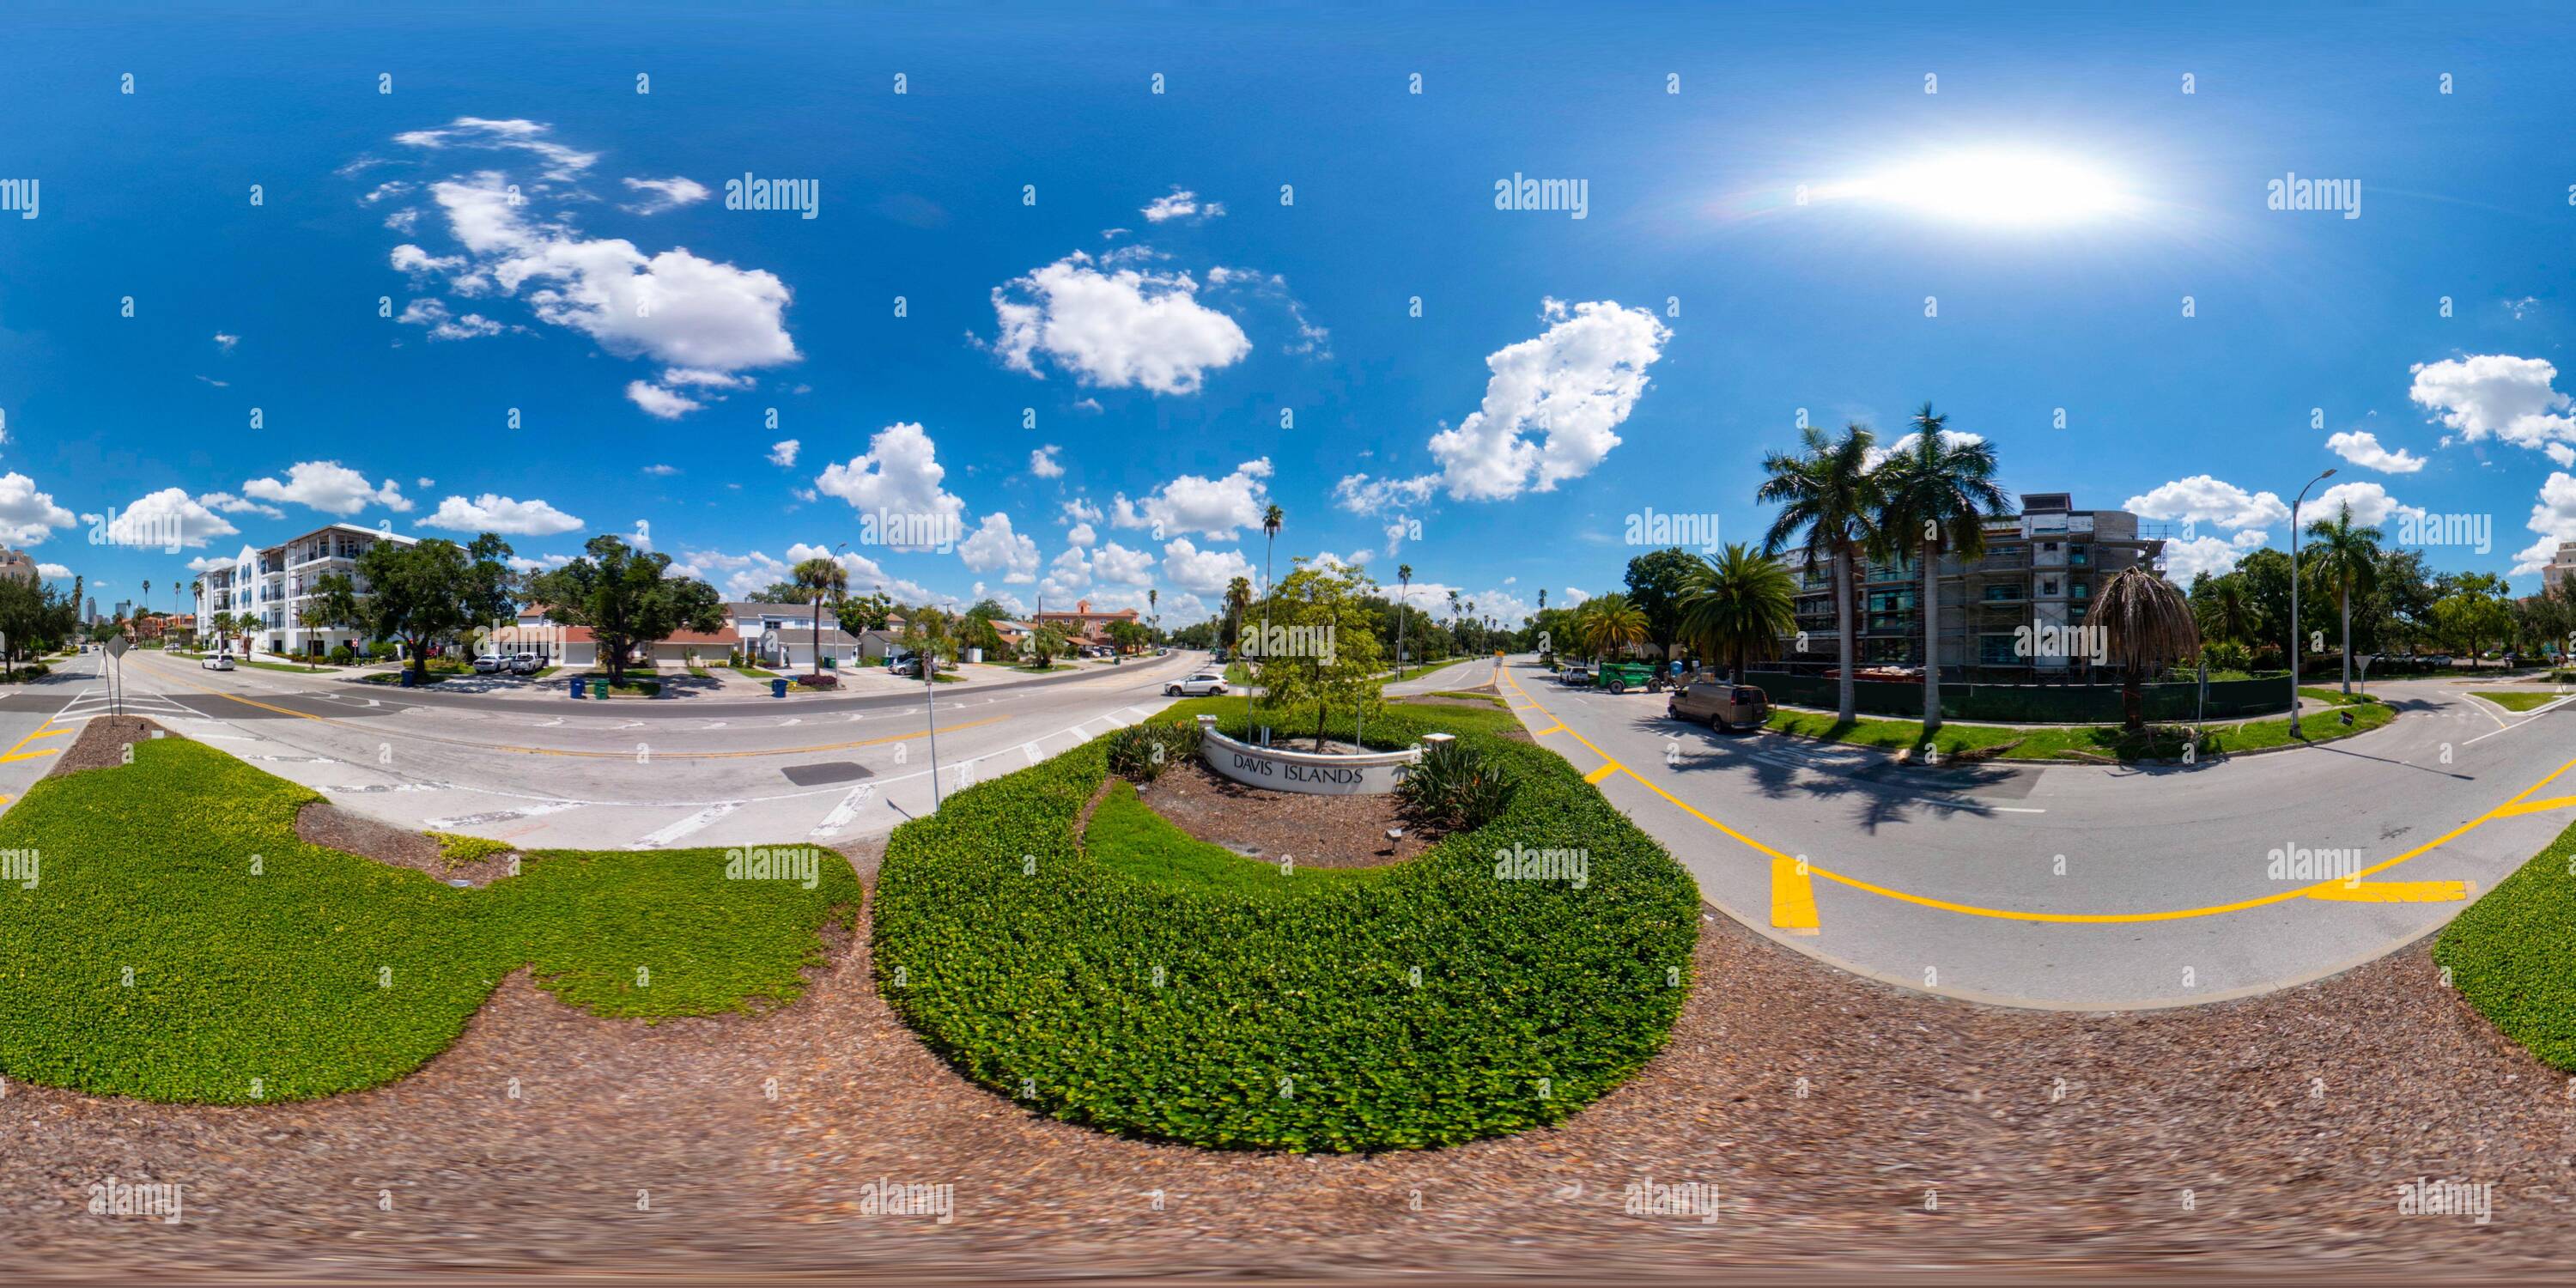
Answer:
[1165,671,1229,696]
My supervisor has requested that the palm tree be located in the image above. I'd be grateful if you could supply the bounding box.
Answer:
[2304,502,2383,695]
[1756,421,1884,724]
[1872,404,2011,735]
[2203,575,2257,647]
[1577,592,1649,661]
[2096,564,2202,733]
[1223,575,1253,653]
[1147,587,1157,638]
[790,556,848,676]
[1395,562,1414,676]
[1260,503,1284,648]
[1679,544,1798,683]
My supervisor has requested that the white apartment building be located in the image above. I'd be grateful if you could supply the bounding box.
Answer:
[2544,541,2576,596]
[196,522,417,656]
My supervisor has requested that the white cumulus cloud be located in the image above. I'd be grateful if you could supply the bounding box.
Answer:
[422,493,585,536]
[2325,429,2426,474]
[2123,475,2290,532]
[811,422,968,550]
[2409,354,2576,452]
[242,461,413,516]
[988,250,1250,395]
[1111,458,1273,540]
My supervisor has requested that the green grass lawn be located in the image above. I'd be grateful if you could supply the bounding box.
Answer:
[730,663,780,679]
[1425,690,1507,708]
[2438,817,2576,1071]
[2474,690,2561,714]
[2298,685,2378,707]
[1085,780,1374,898]
[1765,697,2396,762]
[0,738,858,1103]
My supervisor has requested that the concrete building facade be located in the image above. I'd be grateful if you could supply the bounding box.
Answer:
[195,523,419,656]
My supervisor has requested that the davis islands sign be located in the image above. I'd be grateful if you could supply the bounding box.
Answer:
[1194,714,1434,796]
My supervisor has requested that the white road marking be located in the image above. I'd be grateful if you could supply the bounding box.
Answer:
[778,718,802,726]
[634,801,740,848]
[702,720,728,730]
[809,785,875,838]
[428,801,586,829]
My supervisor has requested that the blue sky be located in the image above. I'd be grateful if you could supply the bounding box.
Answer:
[4,1,2574,625]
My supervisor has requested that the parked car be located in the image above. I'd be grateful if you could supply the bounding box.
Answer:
[507,652,545,676]
[1165,671,1229,696]
[888,655,923,678]
[1557,663,1595,687]
[472,653,507,674]
[201,652,235,671]
[1668,677,1770,732]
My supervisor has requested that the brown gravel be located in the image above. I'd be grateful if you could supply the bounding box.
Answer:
[44,714,167,777]
[294,801,519,886]
[3,848,2573,1283]
[1136,756,1427,866]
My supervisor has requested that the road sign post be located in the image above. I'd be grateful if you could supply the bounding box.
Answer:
[106,634,130,720]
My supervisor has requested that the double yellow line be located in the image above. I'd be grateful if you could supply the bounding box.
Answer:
[1510,668,2575,931]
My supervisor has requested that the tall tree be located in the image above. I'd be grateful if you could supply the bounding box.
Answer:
[1756,421,1884,723]
[355,533,518,685]
[1678,544,1797,683]
[1223,575,1253,651]
[1622,547,1703,659]
[1576,592,1649,661]
[2302,501,2383,693]
[1395,562,1414,675]
[528,535,721,687]
[2097,564,2201,732]
[1872,404,2011,734]
[790,556,849,676]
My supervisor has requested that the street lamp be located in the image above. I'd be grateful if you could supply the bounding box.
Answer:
[2287,466,2337,738]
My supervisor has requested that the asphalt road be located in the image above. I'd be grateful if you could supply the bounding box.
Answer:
[1505,656,2576,1009]
[70,647,1210,850]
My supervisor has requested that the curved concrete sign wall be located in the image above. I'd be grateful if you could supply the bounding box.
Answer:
[1194,715,1430,795]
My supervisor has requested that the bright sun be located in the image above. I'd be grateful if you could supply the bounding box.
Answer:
[1842,149,2131,227]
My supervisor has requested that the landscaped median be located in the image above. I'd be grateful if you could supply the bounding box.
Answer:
[2437,817,2576,1071]
[1764,695,2397,763]
[871,696,1700,1152]
[0,730,858,1103]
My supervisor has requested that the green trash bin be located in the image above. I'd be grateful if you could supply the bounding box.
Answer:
[591,677,609,700]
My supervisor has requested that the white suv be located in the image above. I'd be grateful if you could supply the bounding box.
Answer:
[1165,671,1229,696]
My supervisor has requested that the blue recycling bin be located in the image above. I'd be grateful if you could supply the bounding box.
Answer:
[568,677,586,698]
[770,677,788,698]
[398,671,416,688]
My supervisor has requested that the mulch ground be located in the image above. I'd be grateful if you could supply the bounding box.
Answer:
[295,802,520,886]
[45,715,166,777]
[1137,756,1427,866]
[5,731,2574,1279]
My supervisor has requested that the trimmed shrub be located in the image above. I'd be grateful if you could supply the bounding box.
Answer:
[873,699,1698,1152]
[327,644,358,665]
[1106,720,1201,782]
[1397,736,1517,831]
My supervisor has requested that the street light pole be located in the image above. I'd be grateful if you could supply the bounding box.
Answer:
[2287,466,2337,738]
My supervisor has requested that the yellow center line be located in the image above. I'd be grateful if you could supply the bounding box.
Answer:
[1504,666,2572,926]
[138,665,1009,759]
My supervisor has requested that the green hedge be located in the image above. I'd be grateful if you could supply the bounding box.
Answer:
[2436,818,2576,1071]
[872,698,1700,1152]
[0,738,858,1103]
[1747,671,2292,723]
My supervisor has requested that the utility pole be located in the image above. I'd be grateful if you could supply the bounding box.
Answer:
[2287,467,2336,738]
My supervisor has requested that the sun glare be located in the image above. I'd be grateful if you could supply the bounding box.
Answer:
[1843,149,2132,227]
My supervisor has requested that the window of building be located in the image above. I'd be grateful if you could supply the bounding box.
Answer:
[2041,578,2059,596]
[1978,634,2020,665]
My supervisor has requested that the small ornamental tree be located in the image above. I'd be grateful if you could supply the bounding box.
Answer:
[1251,557,1388,750]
